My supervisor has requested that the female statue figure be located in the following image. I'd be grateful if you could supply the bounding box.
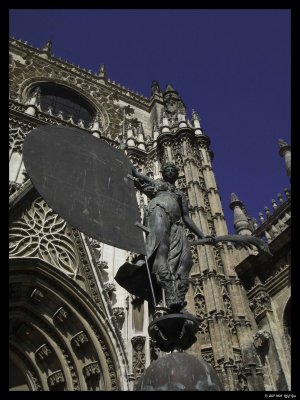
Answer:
[132,162,214,311]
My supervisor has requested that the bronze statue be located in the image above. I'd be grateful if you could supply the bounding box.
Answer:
[131,162,214,311]
[22,125,271,317]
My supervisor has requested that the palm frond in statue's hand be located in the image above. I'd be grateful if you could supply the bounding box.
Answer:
[190,234,272,256]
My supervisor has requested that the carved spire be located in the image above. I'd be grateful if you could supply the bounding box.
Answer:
[271,199,278,210]
[177,103,187,127]
[164,83,175,93]
[137,123,145,150]
[277,193,284,204]
[252,218,259,229]
[264,206,271,218]
[278,139,291,178]
[41,39,52,58]
[98,64,107,81]
[160,108,170,133]
[259,212,265,223]
[191,109,202,135]
[151,80,161,95]
[229,193,253,235]
[152,120,160,145]
[162,83,187,130]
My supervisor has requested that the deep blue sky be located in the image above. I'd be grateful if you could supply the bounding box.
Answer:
[9,9,291,233]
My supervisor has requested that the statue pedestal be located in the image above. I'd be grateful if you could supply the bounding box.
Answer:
[135,352,224,391]
[134,312,224,391]
[148,312,198,352]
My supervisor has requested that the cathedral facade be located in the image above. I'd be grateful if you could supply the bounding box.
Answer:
[9,38,291,391]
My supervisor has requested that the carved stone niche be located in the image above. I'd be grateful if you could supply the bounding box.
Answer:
[83,361,101,379]
[71,330,89,348]
[52,306,69,323]
[35,343,52,361]
[30,288,45,303]
[47,370,65,389]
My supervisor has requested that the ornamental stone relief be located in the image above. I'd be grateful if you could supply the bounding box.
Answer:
[131,336,146,379]
[191,278,211,344]
[9,197,80,278]
[222,285,239,346]
[10,59,124,139]
[9,124,30,153]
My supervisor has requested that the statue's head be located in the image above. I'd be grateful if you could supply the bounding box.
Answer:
[161,162,179,183]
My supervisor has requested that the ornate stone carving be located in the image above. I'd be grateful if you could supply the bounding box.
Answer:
[89,324,119,390]
[112,307,125,320]
[47,370,65,388]
[236,365,249,391]
[9,197,80,278]
[35,343,52,360]
[71,331,89,348]
[83,361,101,378]
[9,124,30,153]
[233,350,243,365]
[9,181,21,197]
[191,277,210,344]
[96,260,108,270]
[10,340,43,390]
[88,237,101,249]
[103,283,116,295]
[201,348,215,365]
[194,293,207,321]
[24,307,80,390]
[213,246,224,272]
[131,336,146,379]
[249,292,272,319]
[222,285,239,346]
[30,288,45,303]
[253,330,271,350]
[72,229,103,308]
[53,306,69,323]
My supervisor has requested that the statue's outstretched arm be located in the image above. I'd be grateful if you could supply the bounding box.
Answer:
[132,166,152,183]
[191,235,272,256]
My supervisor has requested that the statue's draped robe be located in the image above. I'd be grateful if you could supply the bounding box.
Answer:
[143,180,192,284]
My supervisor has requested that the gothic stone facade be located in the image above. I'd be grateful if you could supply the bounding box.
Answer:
[9,38,291,391]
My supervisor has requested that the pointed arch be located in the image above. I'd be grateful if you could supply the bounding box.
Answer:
[9,257,129,391]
